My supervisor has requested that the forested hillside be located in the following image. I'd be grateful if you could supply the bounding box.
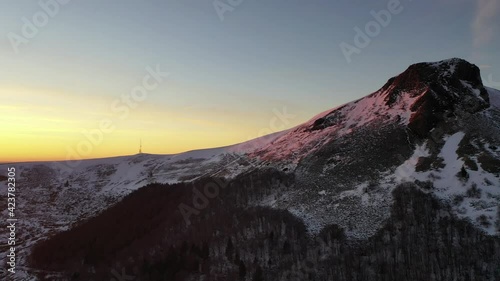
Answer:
[30,169,500,281]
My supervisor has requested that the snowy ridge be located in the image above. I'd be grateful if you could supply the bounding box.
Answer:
[251,87,426,164]
[1,59,499,280]
[1,129,287,193]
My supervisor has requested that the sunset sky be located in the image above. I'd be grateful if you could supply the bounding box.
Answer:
[1,0,499,162]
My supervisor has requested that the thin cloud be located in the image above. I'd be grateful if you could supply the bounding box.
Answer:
[473,0,500,48]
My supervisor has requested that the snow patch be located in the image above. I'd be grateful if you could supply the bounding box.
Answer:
[392,132,500,236]
[394,143,430,182]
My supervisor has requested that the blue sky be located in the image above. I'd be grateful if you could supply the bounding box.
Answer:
[0,0,499,161]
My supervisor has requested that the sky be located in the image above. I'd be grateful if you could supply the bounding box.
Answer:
[0,0,499,162]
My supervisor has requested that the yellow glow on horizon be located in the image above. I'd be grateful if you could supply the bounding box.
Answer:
[1,86,303,163]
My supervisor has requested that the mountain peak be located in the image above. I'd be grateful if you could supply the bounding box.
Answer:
[382,58,485,97]
[409,58,483,86]
[253,59,496,163]
[379,58,490,136]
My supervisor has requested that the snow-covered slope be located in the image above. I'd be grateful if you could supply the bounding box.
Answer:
[1,58,499,280]
[0,132,287,280]
[253,58,490,164]
[251,58,500,238]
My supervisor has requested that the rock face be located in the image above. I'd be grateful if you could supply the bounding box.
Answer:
[381,58,491,137]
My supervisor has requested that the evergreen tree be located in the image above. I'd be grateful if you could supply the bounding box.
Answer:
[201,241,209,260]
[282,240,291,255]
[252,265,263,281]
[238,260,247,280]
[225,238,234,260]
